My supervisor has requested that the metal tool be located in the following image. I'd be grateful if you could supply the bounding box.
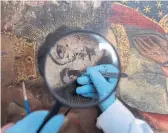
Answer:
[96,72,128,78]
[68,70,128,78]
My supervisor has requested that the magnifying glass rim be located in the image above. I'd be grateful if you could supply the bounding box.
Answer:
[39,30,121,108]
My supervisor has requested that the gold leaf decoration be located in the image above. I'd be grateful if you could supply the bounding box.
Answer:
[3,32,37,82]
[109,24,131,72]
[159,14,168,33]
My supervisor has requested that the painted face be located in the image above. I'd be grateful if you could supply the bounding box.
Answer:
[45,33,106,90]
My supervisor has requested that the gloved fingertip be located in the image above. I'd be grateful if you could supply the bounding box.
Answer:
[76,87,83,94]
[54,114,65,121]
[53,114,65,124]
[77,76,90,85]
[76,84,95,94]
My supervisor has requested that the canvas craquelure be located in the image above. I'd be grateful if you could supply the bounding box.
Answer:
[1,1,168,132]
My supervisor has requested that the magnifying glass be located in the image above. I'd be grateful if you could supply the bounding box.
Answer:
[37,30,121,132]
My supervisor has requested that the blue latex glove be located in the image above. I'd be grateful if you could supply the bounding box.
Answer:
[76,64,119,111]
[5,111,64,133]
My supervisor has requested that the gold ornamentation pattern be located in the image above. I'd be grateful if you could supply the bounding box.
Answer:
[3,32,37,82]
[159,14,168,33]
[156,1,163,8]
[110,24,130,72]
[144,5,151,13]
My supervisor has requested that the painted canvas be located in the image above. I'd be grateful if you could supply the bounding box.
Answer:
[1,1,168,132]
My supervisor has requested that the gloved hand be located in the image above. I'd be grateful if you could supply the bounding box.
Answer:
[5,111,64,133]
[76,64,119,111]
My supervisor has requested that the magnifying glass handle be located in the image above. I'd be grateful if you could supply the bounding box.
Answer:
[37,101,62,133]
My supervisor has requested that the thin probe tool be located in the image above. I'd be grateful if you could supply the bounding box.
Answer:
[22,81,31,115]
[68,70,128,78]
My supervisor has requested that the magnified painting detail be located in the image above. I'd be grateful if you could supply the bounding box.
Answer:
[46,33,105,88]
[1,1,168,133]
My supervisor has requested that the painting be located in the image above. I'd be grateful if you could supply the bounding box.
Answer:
[1,1,168,132]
